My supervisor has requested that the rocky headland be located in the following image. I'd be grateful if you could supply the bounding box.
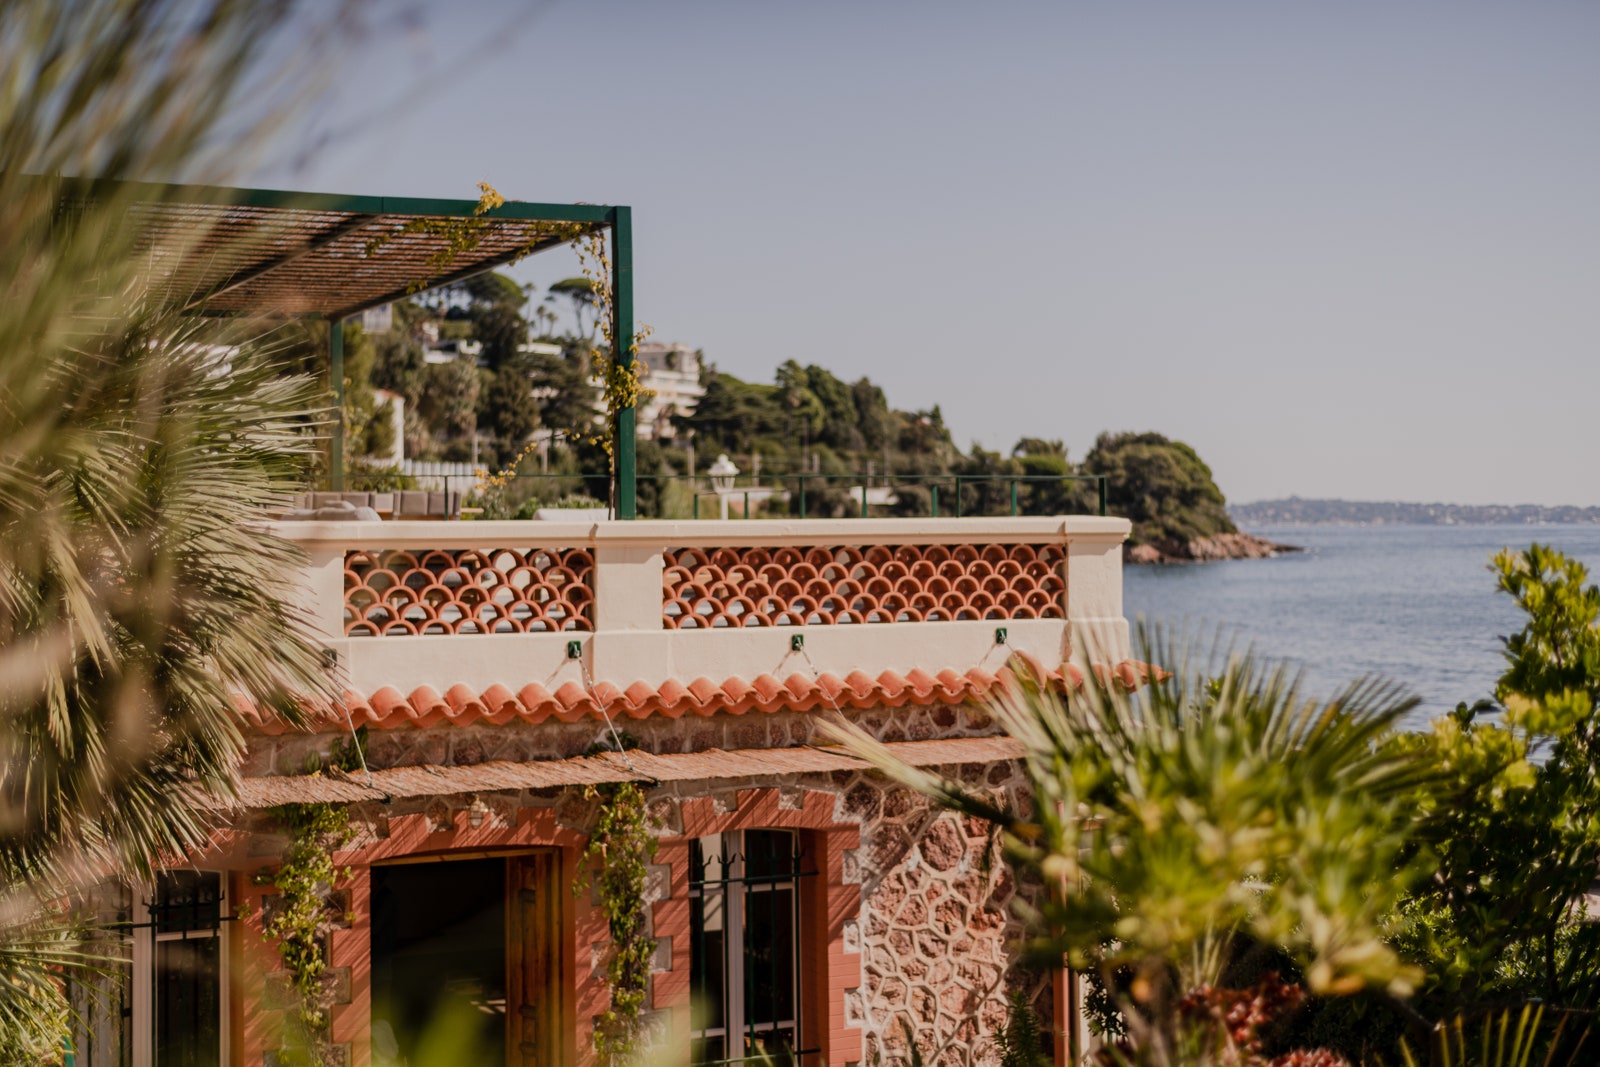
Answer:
[1124,531,1301,565]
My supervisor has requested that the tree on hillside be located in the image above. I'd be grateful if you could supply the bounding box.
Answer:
[1079,431,1235,546]
[372,323,427,406]
[529,350,598,446]
[1012,437,1066,459]
[418,358,482,441]
[776,360,825,468]
[532,302,560,339]
[462,270,527,309]
[479,359,540,464]
[547,276,599,339]
[894,406,956,468]
[682,369,784,456]
[802,364,863,452]
[460,271,529,370]
[1011,439,1074,514]
[851,378,892,454]
[471,301,525,370]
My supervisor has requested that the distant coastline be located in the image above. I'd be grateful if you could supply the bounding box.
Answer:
[1231,497,1600,526]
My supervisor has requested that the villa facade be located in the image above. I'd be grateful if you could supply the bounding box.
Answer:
[73,514,1131,1067]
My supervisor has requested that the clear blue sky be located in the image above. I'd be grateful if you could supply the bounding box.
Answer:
[250,0,1600,507]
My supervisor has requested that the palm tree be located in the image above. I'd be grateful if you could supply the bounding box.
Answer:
[548,276,601,340]
[824,632,1437,1067]
[0,0,351,1054]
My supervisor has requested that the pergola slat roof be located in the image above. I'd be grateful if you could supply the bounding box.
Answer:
[62,179,616,320]
[55,176,639,511]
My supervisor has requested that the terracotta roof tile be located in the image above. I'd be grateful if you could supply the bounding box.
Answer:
[240,660,1163,735]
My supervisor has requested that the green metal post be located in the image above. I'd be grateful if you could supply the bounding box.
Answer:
[612,207,636,519]
[1098,476,1107,517]
[693,493,700,520]
[330,316,345,491]
[955,475,962,518]
[860,482,868,518]
[931,484,938,517]
[799,476,807,519]
[1010,479,1018,516]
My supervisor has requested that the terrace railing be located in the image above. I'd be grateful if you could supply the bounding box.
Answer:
[335,471,1111,519]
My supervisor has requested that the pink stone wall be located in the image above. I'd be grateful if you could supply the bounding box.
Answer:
[231,701,1054,1067]
[836,763,1051,1067]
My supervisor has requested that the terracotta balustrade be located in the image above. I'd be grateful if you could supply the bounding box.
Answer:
[661,543,1066,628]
[344,546,595,636]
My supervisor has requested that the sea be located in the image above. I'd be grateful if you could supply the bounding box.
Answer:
[1121,524,1600,730]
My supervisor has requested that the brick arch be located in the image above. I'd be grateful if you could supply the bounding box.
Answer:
[653,788,863,1067]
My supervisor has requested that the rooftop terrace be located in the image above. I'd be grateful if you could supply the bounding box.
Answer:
[270,516,1131,733]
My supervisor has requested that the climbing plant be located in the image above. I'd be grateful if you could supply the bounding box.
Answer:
[572,228,654,464]
[364,183,521,287]
[576,778,658,1066]
[354,178,659,511]
[470,199,655,510]
[260,736,363,1066]
[262,801,353,1067]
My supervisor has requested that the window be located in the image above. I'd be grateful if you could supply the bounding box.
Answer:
[146,871,224,1067]
[67,872,228,1067]
[133,871,227,1067]
[689,830,810,1066]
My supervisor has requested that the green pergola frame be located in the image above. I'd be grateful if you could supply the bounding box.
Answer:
[72,179,640,517]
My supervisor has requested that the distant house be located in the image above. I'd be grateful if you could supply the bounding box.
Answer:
[360,303,394,333]
[422,337,482,365]
[634,341,706,440]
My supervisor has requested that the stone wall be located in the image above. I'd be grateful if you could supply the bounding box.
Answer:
[839,761,1051,1067]
[231,701,1054,1067]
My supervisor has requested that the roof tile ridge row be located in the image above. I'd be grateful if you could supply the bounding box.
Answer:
[239,658,1166,735]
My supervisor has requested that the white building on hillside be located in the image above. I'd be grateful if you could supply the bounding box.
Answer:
[634,341,705,440]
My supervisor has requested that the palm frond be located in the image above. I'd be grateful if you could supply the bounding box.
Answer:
[0,0,353,1054]
[825,624,1438,1005]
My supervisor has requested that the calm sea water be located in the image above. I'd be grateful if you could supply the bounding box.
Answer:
[1122,524,1600,728]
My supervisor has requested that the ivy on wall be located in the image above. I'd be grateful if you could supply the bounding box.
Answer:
[577,778,659,1066]
[260,737,362,1067]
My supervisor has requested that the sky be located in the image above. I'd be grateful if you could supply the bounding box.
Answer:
[248,0,1600,507]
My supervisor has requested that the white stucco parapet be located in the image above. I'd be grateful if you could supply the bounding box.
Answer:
[271,516,1131,698]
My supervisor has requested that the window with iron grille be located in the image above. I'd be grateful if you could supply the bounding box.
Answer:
[65,871,227,1067]
[688,830,816,1067]
[145,870,224,1067]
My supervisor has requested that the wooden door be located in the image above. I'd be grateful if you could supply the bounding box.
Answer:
[507,853,563,1067]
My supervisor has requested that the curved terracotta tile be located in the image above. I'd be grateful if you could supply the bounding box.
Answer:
[243,659,1163,734]
[660,543,1065,629]
[344,546,596,636]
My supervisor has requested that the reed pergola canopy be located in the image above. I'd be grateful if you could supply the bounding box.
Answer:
[60,178,639,512]
[71,179,619,320]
